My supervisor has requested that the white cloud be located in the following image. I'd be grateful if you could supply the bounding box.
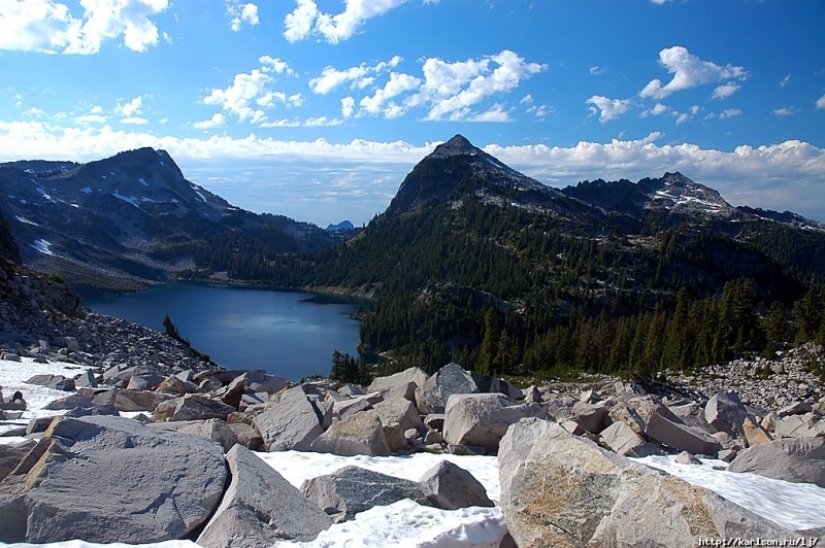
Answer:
[75,114,107,124]
[639,46,747,100]
[284,0,411,44]
[202,58,297,124]
[90,105,103,114]
[712,82,741,100]
[341,97,355,118]
[283,0,318,42]
[719,108,742,119]
[526,103,551,119]
[407,50,547,121]
[116,96,143,118]
[779,74,791,88]
[120,116,148,125]
[1,122,824,223]
[226,1,259,32]
[309,56,401,95]
[589,66,607,76]
[466,103,510,122]
[0,0,169,54]
[193,113,226,129]
[259,56,296,76]
[772,107,796,117]
[816,94,825,110]
[586,95,631,123]
[359,72,421,118]
[520,94,533,105]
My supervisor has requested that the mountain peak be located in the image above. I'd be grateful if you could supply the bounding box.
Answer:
[429,135,481,159]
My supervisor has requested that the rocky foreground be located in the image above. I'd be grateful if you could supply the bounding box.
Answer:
[2,263,825,546]
[0,345,824,546]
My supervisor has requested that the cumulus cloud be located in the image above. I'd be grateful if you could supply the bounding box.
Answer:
[586,95,631,123]
[639,46,747,100]
[589,66,607,76]
[202,56,298,124]
[779,74,791,88]
[193,113,226,129]
[0,0,169,54]
[817,94,825,110]
[359,72,421,118]
[284,0,410,44]
[309,56,401,95]
[407,50,547,121]
[1,122,823,223]
[341,97,356,118]
[712,82,741,100]
[116,96,143,118]
[225,1,259,31]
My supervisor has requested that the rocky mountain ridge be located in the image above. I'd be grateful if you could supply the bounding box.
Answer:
[0,148,337,294]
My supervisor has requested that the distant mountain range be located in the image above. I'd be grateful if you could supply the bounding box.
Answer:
[0,148,336,294]
[2,135,824,375]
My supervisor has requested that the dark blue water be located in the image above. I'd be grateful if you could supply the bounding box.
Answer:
[86,282,363,381]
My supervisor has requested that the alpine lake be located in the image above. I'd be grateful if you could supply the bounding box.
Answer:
[86,282,365,381]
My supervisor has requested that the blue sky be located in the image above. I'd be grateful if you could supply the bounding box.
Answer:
[1,0,824,226]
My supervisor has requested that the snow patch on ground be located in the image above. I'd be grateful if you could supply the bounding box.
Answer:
[29,239,54,255]
[14,216,38,226]
[634,455,825,531]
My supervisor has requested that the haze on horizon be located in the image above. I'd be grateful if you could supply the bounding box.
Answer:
[1,0,823,227]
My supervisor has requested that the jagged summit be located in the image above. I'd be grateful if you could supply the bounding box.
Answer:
[429,134,480,159]
[386,135,551,216]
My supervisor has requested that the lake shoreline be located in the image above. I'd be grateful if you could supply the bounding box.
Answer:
[85,281,364,381]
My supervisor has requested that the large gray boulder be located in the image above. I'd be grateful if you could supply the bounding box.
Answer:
[415,363,480,414]
[253,386,324,451]
[727,437,825,487]
[25,374,74,391]
[705,390,753,438]
[646,410,722,456]
[442,393,545,452]
[115,388,174,412]
[153,394,235,422]
[149,418,239,452]
[300,465,430,522]
[570,401,610,434]
[368,367,428,402]
[599,421,659,457]
[0,440,37,482]
[310,410,391,456]
[499,418,805,547]
[0,415,226,544]
[196,445,331,547]
[774,413,825,438]
[372,397,425,434]
[418,460,493,510]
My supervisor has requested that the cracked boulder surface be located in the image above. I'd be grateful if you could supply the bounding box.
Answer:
[0,415,227,544]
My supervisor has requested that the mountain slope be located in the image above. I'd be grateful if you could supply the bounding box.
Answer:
[0,148,336,294]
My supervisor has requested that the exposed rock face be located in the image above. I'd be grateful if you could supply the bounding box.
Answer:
[499,418,798,547]
[443,393,545,452]
[196,445,331,547]
[253,387,324,452]
[0,415,227,544]
[727,437,825,487]
[367,367,428,402]
[416,362,480,414]
[300,465,430,522]
[705,390,752,438]
[310,410,391,457]
[418,460,493,510]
